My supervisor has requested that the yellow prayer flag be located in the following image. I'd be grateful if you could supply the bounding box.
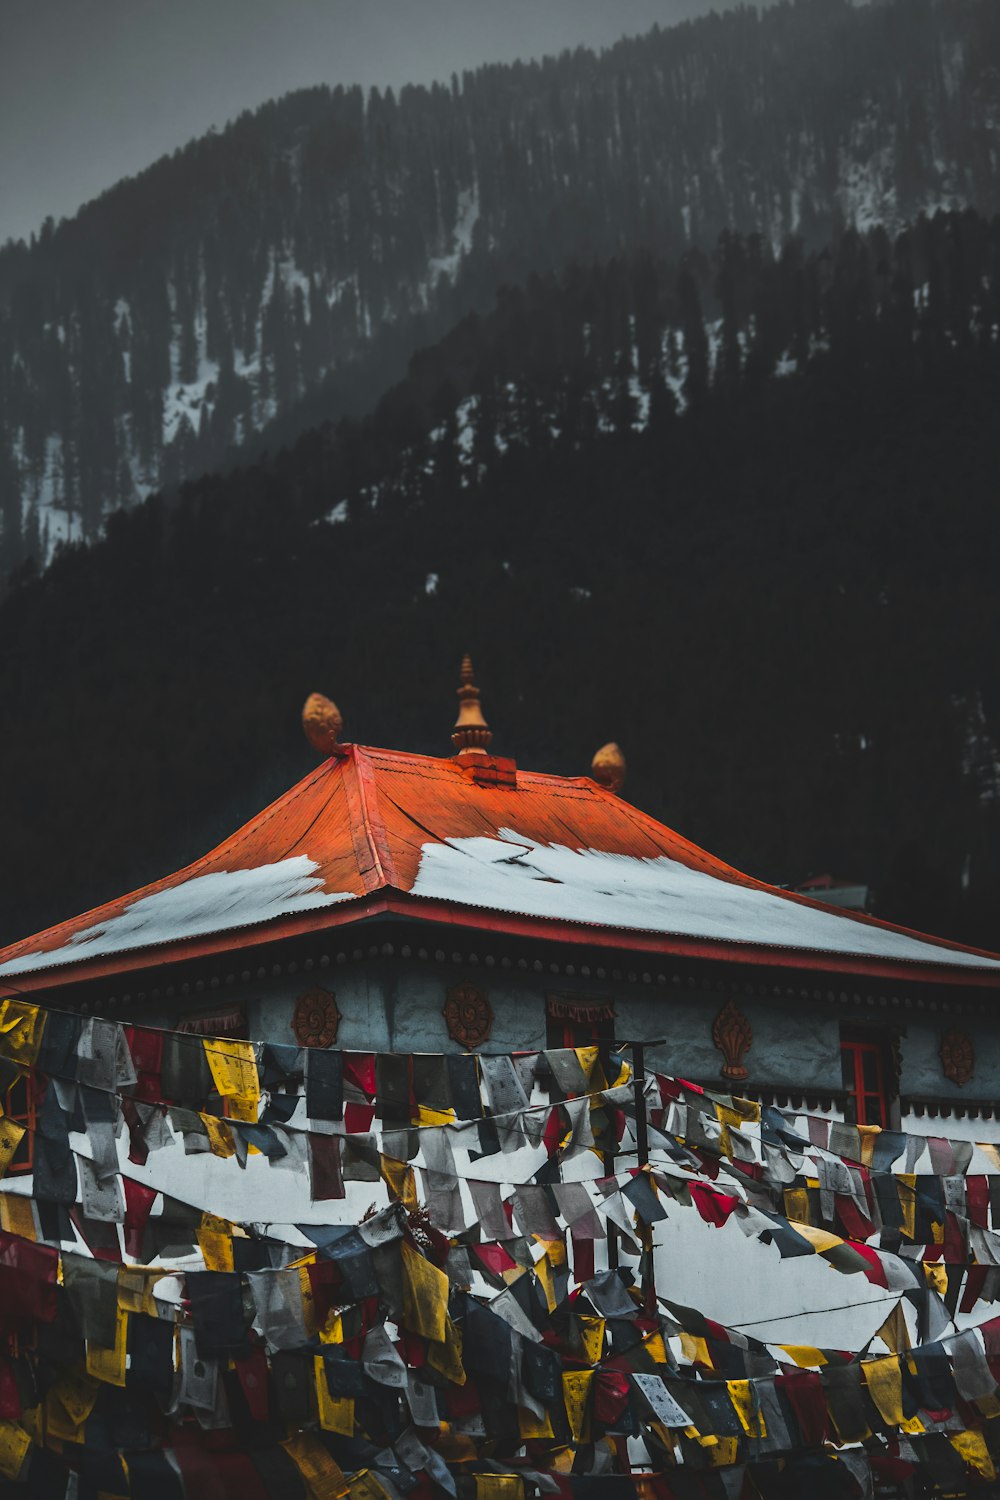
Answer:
[315,1357,355,1436]
[401,1240,449,1343]
[117,1266,166,1318]
[705,1438,740,1467]
[726,1380,767,1437]
[0,1193,36,1240]
[0,1001,45,1065]
[643,1330,669,1364]
[562,1370,594,1441]
[320,1309,346,1345]
[575,1047,599,1082]
[924,1261,947,1296]
[476,1478,524,1500]
[45,1365,100,1440]
[786,1220,842,1253]
[0,1117,25,1178]
[518,1406,555,1439]
[282,1431,349,1500]
[380,1156,418,1211]
[543,1236,567,1267]
[0,1194,36,1242]
[897,1175,916,1240]
[679,1332,711,1368]
[950,1430,997,1481]
[857,1123,881,1169]
[427,1312,465,1386]
[416,1106,454,1127]
[86,1307,128,1388]
[875,1302,911,1355]
[0,1420,30,1481]
[201,1112,236,1158]
[864,1356,903,1426]
[779,1346,827,1369]
[197,1212,235,1272]
[203,1037,260,1122]
[715,1104,743,1135]
[534,1251,558,1314]
[578,1316,605,1365]
[783,1188,811,1226]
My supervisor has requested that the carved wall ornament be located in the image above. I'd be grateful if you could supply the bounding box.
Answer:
[443,982,493,1049]
[292,988,341,1049]
[940,1028,975,1088]
[712,999,753,1082]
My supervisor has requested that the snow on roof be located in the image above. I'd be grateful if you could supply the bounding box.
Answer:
[410,829,1000,970]
[0,858,353,976]
[0,743,998,984]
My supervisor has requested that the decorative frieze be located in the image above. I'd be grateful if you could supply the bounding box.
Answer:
[940,1028,975,1088]
[443,982,493,1048]
[712,999,752,1082]
[292,988,341,1048]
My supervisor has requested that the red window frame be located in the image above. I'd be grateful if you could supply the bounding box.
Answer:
[545,1001,615,1052]
[840,1033,889,1127]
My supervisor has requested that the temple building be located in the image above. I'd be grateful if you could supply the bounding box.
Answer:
[4,661,1000,1497]
[1,657,998,1136]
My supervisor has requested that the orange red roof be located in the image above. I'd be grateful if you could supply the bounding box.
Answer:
[1,744,999,990]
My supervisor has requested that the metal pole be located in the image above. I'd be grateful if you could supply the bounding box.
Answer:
[631,1040,656,1317]
[603,1045,619,1270]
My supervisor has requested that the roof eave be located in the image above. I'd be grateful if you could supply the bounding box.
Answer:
[3,889,999,995]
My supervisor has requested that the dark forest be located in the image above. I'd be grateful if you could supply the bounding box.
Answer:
[1,209,998,950]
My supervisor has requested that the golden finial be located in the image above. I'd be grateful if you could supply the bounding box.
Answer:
[591,742,626,795]
[302,692,344,758]
[452,654,492,757]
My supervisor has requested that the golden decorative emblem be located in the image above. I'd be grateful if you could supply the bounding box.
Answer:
[591,743,626,795]
[940,1029,974,1088]
[292,988,341,1048]
[302,692,344,758]
[452,654,492,757]
[712,999,753,1082]
[443,982,493,1048]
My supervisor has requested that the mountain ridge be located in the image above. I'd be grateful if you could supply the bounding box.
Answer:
[1,0,997,570]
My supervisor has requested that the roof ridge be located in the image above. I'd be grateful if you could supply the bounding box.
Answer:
[343,745,398,893]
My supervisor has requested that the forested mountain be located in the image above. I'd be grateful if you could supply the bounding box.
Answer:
[1,0,998,571]
[1,210,998,952]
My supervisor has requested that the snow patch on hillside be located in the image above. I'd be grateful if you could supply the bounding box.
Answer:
[427,186,479,287]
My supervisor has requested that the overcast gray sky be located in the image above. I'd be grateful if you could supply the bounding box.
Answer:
[1,0,749,247]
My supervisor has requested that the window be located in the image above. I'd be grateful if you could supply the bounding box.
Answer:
[840,1032,890,1127]
[545,996,615,1051]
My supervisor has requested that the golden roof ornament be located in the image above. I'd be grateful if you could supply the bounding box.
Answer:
[452,654,492,758]
[302,692,344,758]
[591,742,626,795]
